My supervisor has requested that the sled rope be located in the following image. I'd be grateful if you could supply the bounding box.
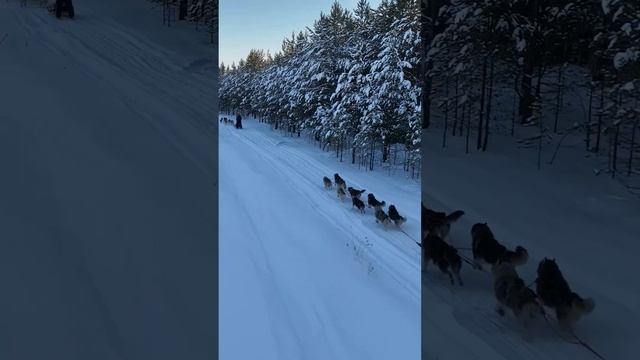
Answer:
[526,279,537,289]
[458,253,477,268]
[454,246,473,251]
[537,301,607,360]
[568,329,607,360]
[399,228,418,243]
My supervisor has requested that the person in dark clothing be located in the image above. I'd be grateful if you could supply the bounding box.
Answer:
[235,114,243,129]
[55,0,75,18]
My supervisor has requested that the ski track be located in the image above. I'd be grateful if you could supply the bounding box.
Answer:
[225,122,421,298]
[219,117,420,360]
[1,2,217,359]
[14,4,217,182]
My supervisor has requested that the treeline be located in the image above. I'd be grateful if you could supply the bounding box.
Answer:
[425,0,639,178]
[147,0,218,43]
[219,0,421,176]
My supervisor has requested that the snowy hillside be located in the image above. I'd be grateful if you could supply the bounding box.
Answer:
[0,1,217,359]
[422,130,640,360]
[218,115,421,360]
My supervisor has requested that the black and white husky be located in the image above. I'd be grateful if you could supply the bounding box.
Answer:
[337,187,347,201]
[388,205,406,226]
[421,233,463,286]
[492,258,544,330]
[347,186,366,199]
[421,203,464,240]
[471,223,528,270]
[536,258,595,330]
[352,197,365,213]
[334,173,346,191]
[368,193,386,210]
[323,176,332,189]
[374,208,391,226]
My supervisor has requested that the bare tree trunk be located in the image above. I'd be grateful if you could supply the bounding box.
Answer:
[519,52,535,123]
[537,103,543,171]
[596,80,604,153]
[443,76,449,148]
[422,0,444,130]
[586,82,593,151]
[352,143,356,165]
[178,0,188,20]
[553,64,564,133]
[629,118,638,176]
[477,55,488,150]
[465,99,471,154]
[482,54,495,152]
[512,76,518,136]
[453,74,459,137]
[612,122,620,178]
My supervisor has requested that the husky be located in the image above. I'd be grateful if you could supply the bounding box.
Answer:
[334,173,346,190]
[374,208,391,226]
[492,258,544,330]
[422,233,463,286]
[388,205,406,226]
[352,197,365,213]
[471,223,528,270]
[347,186,366,199]
[323,176,333,189]
[368,193,386,210]
[337,187,347,201]
[536,258,595,330]
[421,203,464,240]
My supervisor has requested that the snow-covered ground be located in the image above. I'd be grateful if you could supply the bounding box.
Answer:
[218,115,421,360]
[422,130,640,360]
[0,1,217,359]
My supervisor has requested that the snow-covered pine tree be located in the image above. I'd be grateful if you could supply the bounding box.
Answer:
[601,0,640,177]
[329,0,378,163]
[362,0,420,171]
[219,0,422,175]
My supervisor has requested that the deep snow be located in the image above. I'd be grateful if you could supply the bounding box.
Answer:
[0,1,217,359]
[218,115,421,360]
[421,130,640,360]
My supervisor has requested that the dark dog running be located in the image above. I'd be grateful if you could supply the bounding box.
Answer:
[388,205,406,226]
[347,186,366,199]
[374,208,391,226]
[471,223,528,271]
[323,176,332,189]
[352,197,365,213]
[368,193,386,211]
[421,233,463,286]
[536,258,595,330]
[492,258,544,331]
[334,173,346,191]
[421,203,464,240]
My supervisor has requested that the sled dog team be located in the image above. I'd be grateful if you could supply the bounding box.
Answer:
[220,117,234,125]
[421,203,595,332]
[322,174,406,227]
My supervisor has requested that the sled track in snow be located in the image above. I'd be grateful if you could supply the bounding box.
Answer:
[222,121,421,301]
[14,7,217,182]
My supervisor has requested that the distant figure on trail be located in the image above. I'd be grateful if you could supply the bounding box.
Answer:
[235,113,243,129]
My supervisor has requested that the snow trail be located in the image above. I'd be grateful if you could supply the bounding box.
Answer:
[0,2,217,359]
[219,116,421,360]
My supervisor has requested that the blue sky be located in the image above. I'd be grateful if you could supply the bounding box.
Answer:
[219,0,382,66]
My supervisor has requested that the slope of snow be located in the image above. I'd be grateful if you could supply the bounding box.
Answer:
[422,130,640,360]
[218,115,421,360]
[0,1,217,359]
